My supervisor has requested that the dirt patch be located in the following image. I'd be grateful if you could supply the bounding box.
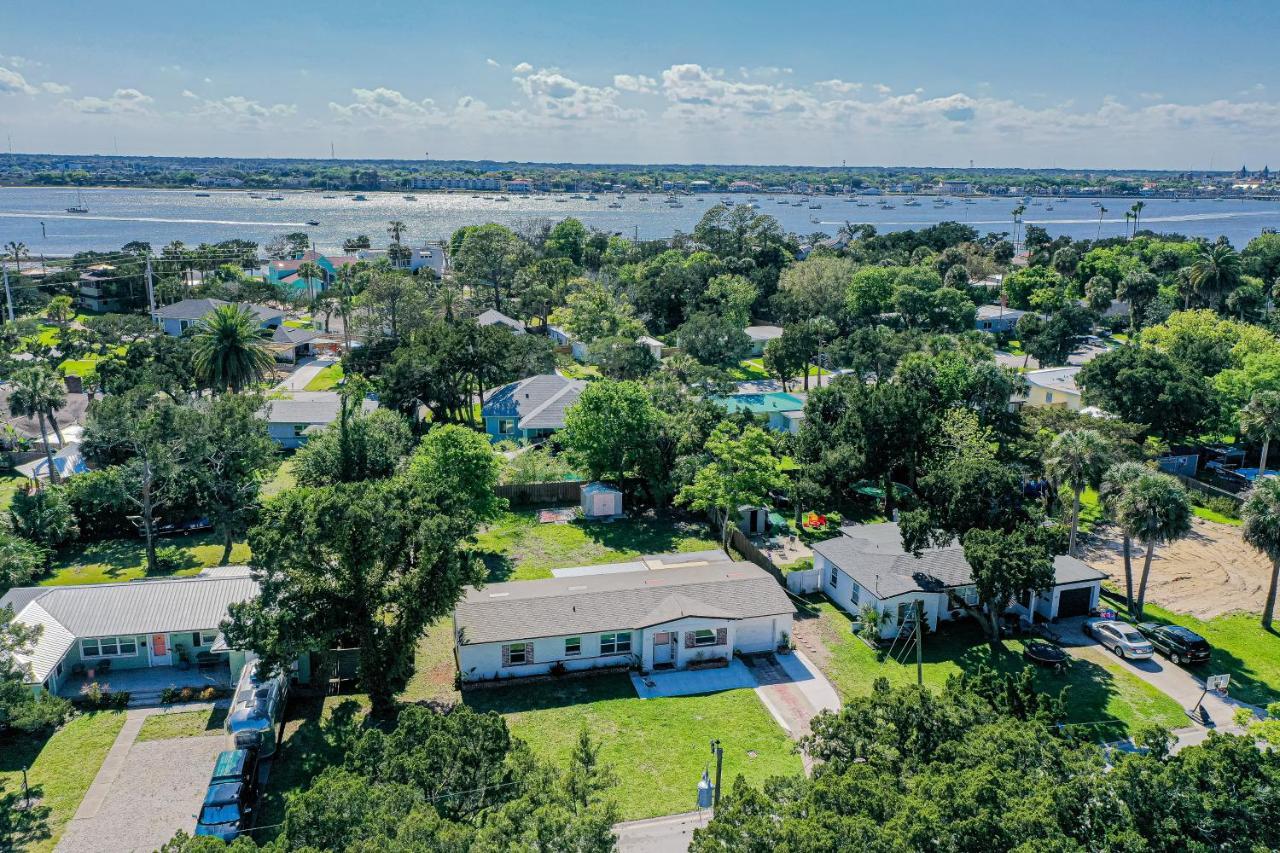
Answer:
[791,604,835,674]
[1082,518,1273,618]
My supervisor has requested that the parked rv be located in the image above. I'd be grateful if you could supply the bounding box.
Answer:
[224,663,289,757]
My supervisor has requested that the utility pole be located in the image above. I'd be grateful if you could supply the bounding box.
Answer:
[145,256,156,315]
[710,739,723,810]
[915,600,924,686]
[2,262,13,322]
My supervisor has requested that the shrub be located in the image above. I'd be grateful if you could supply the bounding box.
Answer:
[179,686,196,703]
[109,691,131,709]
[1199,494,1241,520]
[5,692,71,731]
[548,660,568,678]
[79,681,104,705]
[160,687,179,705]
[63,467,135,540]
[152,546,188,575]
[199,686,218,702]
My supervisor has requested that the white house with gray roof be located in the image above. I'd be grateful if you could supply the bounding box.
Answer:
[812,523,1104,638]
[481,374,585,442]
[0,568,311,699]
[454,559,794,684]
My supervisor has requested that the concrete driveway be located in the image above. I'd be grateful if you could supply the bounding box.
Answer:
[272,356,336,393]
[745,650,841,740]
[58,709,227,853]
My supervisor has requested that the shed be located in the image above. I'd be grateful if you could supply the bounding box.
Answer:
[581,482,623,519]
[738,505,768,535]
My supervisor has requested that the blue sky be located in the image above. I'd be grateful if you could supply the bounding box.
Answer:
[3,0,1278,168]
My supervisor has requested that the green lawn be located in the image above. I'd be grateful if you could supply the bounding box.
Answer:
[466,674,802,821]
[261,458,297,499]
[42,531,251,586]
[1079,485,1240,529]
[798,596,1185,740]
[401,620,463,705]
[1109,596,1280,706]
[725,358,829,384]
[303,362,344,391]
[137,707,229,742]
[554,355,600,380]
[0,470,26,511]
[0,711,127,851]
[473,509,719,580]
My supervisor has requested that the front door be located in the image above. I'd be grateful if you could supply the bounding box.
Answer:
[148,633,171,667]
[653,632,673,666]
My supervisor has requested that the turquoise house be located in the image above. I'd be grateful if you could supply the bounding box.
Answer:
[266,251,360,296]
[482,374,585,441]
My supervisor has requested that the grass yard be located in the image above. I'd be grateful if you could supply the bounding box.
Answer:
[401,620,462,705]
[303,362,344,391]
[465,674,802,821]
[0,470,26,511]
[0,711,127,851]
[473,509,719,580]
[261,458,298,499]
[796,596,1185,740]
[554,355,600,380]
[1104,594,1280,706]
[41,531,250,586]
[136,707,229,742]
[1079,484,1241,529]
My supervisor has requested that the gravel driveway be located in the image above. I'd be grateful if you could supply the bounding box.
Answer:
[58,733,226,853]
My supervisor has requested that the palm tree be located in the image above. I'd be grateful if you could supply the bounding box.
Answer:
[1010,204,1026,250]
[387,220,407,245]
[1100,461,1149,612]
[1188,242,1242,310]
[1115,471,1192,620]
[1096,206,1108,240]
[8,366,67,483]
[4,241,28,273]
[1240,390,1280,476]
[1130,200,1146,235]
[1241,477,1280,629]
[46,294,74,326]
[1044,429,1112,555]
[1124,211,1134,239]
[295,260,324,303]
[191,304,276,393]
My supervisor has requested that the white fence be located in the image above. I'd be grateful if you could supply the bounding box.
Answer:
[786,567,822,595]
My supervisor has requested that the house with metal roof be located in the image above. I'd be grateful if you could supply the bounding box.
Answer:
[743,325,784,356]
[811,522,1104,638]
[151,299,283,336]
[258,392,378,449]
[481,374,585,442]
[975,303,1028,334]
[476,309,526,334]
[1015,366,1084,411]
[454,559,794,684]
[0,568,309,701]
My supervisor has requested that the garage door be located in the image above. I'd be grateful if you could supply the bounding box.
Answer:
[1056,586,1093,619]
[734,619,775,653]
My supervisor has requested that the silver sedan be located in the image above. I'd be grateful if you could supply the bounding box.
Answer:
[1083,619,1155,660]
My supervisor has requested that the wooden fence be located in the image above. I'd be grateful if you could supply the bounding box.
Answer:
[494,480,583,505]
[705,511,786,584]
[1173,473,1244,505]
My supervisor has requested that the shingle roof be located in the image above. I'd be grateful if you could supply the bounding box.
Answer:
[271,325,320,345]
[152,299,280,322]
[813,523,1104,599]
[744,325,784,342]
[1,573,261,682]
[260,393,377,424]
[482,374,585,430]
[476,309,526,332]
[456,561,794,645]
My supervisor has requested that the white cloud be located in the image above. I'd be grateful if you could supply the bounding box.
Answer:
[187,94,297,126]
[63,88,154,115]
[513,62,533,74]
[873,83,892,94]
[815,79,862,94]
[486,58,501,68]
[329,87,441,124]
[40,81,70,94]
[0,66,37,95]
[613,73,656,94]
[182,89,198,99]
[515,68,638,121]
[203,77,213,84]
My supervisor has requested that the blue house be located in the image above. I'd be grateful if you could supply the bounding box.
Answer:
[266,251,359,296]
[259,392,378,450]
[482,374,585,441]
[152,299,283,336]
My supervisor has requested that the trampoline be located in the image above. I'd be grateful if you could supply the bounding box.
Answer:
[1022,641,1069,673]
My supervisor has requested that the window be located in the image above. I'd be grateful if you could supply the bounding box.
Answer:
[81,636,138,658]
[564,637,581,656]
[292,424,308,438]
[828,569,838,589]
[498,418,516,436]
[848,583,860,607]
[503,644,528,665]
[600,632,631,655]
[193,632,217,647]
[693,629,717,647]
[1044,392,1054,403]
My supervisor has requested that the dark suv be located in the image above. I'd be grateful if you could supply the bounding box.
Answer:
[195,749,258,841]
[1136,623,1212,665]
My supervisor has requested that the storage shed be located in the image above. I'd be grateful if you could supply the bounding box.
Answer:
[581,482,623,519]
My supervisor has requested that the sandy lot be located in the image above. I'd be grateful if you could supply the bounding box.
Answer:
[1082,518,1274,618]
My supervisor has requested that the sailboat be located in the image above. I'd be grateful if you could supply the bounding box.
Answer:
[65,190,88,214]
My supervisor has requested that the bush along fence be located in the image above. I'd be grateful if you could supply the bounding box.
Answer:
[494,480,584,505]
[1174,473,1244,505]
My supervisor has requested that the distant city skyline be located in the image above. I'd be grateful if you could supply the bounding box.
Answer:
[4,0,1279,169]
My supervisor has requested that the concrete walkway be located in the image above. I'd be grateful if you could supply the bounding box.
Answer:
[630,660,757,699]
[272,356,336,393]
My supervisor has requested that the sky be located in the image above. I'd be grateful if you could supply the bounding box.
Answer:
[3,0,1279,169]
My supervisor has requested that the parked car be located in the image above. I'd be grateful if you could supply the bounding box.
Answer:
[195,750,258,841]
[1136,623,1212,665]
[1083,618,1154,660]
